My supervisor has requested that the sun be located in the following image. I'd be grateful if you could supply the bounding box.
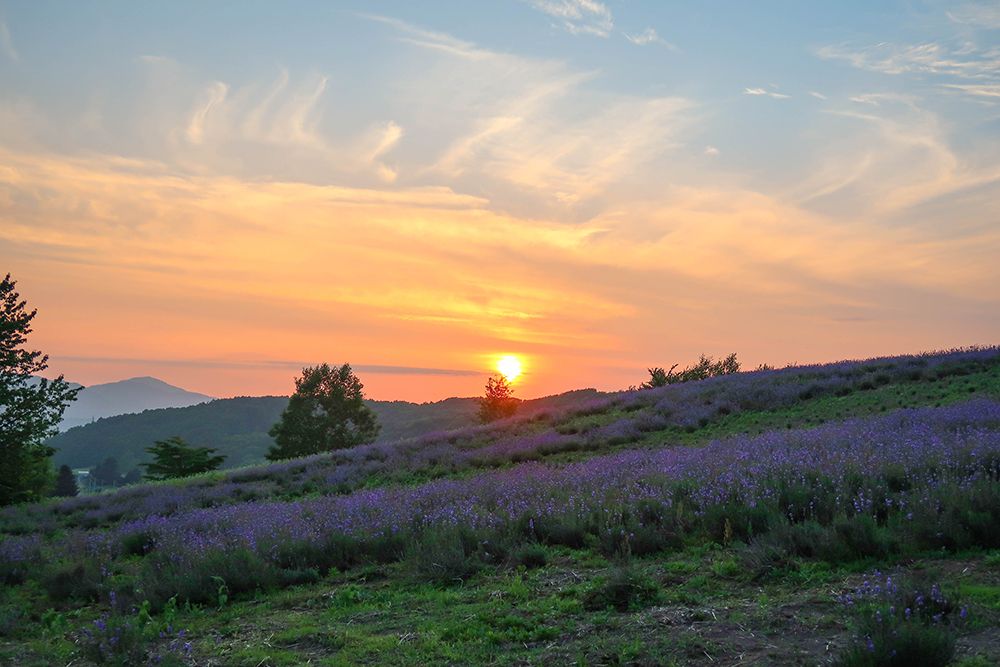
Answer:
[496,355,523,382]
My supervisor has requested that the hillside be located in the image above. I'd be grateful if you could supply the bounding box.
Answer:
[58,377,214,431]
[48,389,602,471]
[3,348,1000,666]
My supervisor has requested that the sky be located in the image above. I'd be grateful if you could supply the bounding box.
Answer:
[2,0,999,401]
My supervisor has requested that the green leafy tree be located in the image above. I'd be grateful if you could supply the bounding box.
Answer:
[266,363,380,461]
[142,436,225,480]
[53,464,79,497]
[121,467,144,485]
[0,273,81,505]
[478,375,518,423]
[90,456,121,487]
[640,353,742,389]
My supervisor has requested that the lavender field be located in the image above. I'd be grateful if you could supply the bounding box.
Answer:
[2,349,1000,665]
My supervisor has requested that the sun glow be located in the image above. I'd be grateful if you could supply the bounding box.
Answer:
[496,355,523,382]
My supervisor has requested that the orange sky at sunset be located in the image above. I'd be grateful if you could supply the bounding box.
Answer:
[3,4,999,401]
[10,146,997,401]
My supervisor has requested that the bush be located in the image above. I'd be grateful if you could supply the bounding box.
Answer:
[835,572,965,667]
[77,599,192,666]
[0,602,22,638]
[583,566,661,612]
[529,515,589,549]
[835,622,955,666]
[403,528,485,584]
[139,548,278,609]
[42,560,103,603]
[510,543,548,569]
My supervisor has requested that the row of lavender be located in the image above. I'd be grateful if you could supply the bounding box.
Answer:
[3,398,998,604]
[3,347,996,538]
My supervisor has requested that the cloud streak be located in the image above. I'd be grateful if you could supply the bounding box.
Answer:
[744,87,790,99]
[624,27,675,49]
[56,355,482,377]
[526,0,614,37]
[0,19,17,62]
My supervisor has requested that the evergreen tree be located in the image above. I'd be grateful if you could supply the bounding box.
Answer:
[0,273,81,505]
[142,436,225,480]
[53,464,79,497]
[90,457,121,487]
[121,467,144,485]
[267,363,380,460]
[478,375,518,423]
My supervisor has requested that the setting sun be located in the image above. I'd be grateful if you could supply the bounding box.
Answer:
[496,355,523,382]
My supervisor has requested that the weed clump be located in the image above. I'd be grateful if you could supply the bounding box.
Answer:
[583,566,661,612]
[510,542,548,569]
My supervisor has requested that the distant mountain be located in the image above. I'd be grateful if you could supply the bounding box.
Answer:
[57,376,214,431]
[48,389,601,471]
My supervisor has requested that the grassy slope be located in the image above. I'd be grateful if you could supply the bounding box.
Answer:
[3,358,1000,666]
[48,390,601,471]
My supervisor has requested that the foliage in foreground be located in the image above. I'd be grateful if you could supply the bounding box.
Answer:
[835,572,967,666]
[0,273,81,506]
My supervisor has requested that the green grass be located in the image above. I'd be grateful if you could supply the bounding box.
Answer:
[7,545,997,665]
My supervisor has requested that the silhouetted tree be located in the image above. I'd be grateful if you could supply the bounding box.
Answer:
[142,436,225,480]
[122,467,144,485]
[0,273,81,505]
[267,363,380,460]
[53,464,78,497]
[640,353,742,389]
[641,366,672,389]
[90,457,121,487]
[478,375,518,423]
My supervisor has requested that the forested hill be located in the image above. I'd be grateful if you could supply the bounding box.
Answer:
[48,389,601,471]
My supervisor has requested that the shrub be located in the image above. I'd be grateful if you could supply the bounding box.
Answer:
[42,560,103,603]
[0,602,22,638]
[139,548,278,609]
[835,572,965,667]
[583,566,661,612]
[403,528,485,584]
[77,600,192,666]
[510,543,548,569]
[833,515,893,560]
[835,622,955,666]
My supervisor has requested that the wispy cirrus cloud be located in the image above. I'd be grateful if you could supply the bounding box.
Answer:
[789,93,1000,218]
[818,41,1000,80]
[624,27,676,49]
[744,87,790,99]
[943,83,1000,98]
[525,0,614,37]
[362,15,692,215]
[186,82,228,144]
[0,19,18,62]
[946,2,1000,29]
[57,355,482,377]
[360,13,493,61]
